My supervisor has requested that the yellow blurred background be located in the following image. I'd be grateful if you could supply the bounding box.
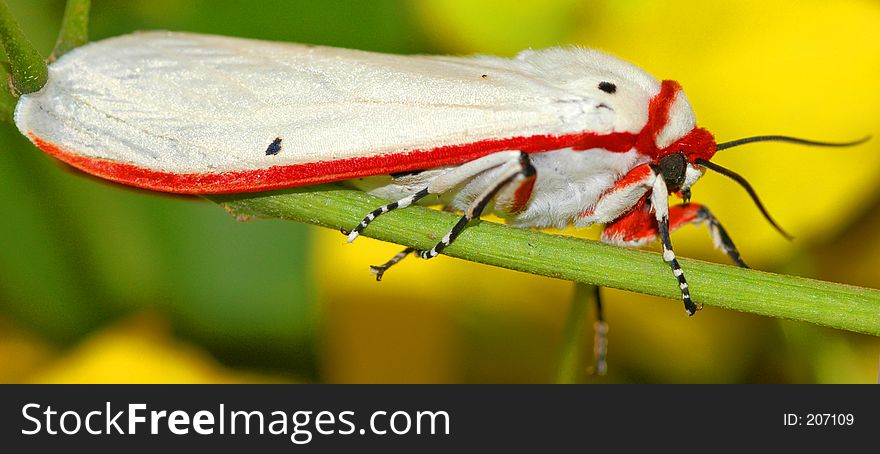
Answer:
[1,0,878,383]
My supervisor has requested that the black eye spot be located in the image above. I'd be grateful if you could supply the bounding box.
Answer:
[598,81,616,94]
[265,137,282,155]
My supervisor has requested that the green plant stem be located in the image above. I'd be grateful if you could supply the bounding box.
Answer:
[50,0,90,62]
[208,186,880,336]
[556,283,595,384]
[0,0,48,94]
[0,62,15,121]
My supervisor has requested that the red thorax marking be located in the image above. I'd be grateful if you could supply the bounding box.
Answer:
[635,79,685,160]
[636,79,717,162]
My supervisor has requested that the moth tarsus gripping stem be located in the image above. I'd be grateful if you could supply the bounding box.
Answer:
[419,217,469,260]
[697,206,749,269]
[673,256,698,316]
[345,188,431,243]
[659,221,696,315]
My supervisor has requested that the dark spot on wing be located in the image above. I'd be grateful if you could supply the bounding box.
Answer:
[390,170,424,179]
[265,137,282,155]
[598,81,616,94]
[481,74,488,79]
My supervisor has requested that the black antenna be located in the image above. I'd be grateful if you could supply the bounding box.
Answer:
[694,158,793,240]
[703,134,869,239]
[716,135,869,151]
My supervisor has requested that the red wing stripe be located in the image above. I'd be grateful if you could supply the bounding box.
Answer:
[30,131,638,194]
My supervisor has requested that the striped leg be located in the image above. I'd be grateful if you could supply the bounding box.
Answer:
[342,188,430,242]
[600,177,746,316]
[369,247,415,281]
[650,173,698,316]
[698,206,748,268]
[418,152,535,259]
[666,204,748,269]
[656,212,695,315]
[345,150,528,277]
[602,202,748,269]
[343,150,525,243]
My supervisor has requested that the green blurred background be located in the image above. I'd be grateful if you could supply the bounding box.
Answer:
[1,0,879,383]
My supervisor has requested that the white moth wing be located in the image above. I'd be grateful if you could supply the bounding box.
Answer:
[15,31,660,178]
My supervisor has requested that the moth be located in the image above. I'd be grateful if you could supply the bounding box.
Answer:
[14,31,862,321]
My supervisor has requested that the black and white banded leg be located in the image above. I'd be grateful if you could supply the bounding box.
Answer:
[697,206,748,269]
[369,247,416,281]
[342,189,430,242]
[418,152,535,260]
[651,173,698,316]
[344,150,532,276]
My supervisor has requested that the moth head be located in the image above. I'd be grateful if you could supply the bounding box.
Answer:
[654,125,716,195]
[643,81,867,241]
[655,151,704,196]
